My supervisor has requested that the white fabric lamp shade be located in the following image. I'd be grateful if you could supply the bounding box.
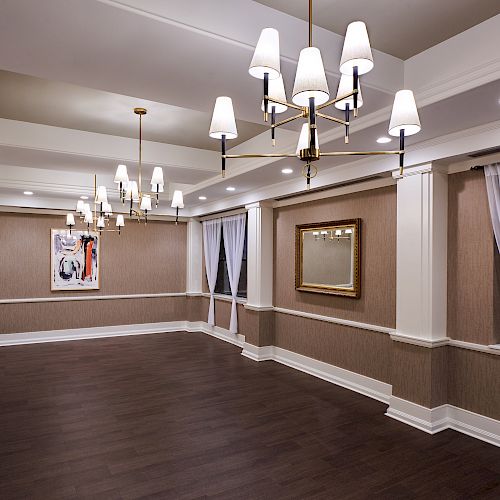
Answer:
[84,211,93,224]
[95,185,108,203]
[340,21,374,75]
[140,195,152,211]
[334,74,364,110]
[261,75,287,113]
[76,200,85,213]
[249,28,280,80]
[126,181,140,202]
[66,213,75,226]
[296,123,319,156]
[151,183,164,193]
[150,167,164,186]
[83,210,94,224]
[102,202,112,215]
[209,97,238,140]
[292,47,329,106]
[97,216,105,228]
[171,190,184,209]
[116,214,125,227]
[389,90,421,137]
[335,229,342,236]
[83,203,90,214]
[114,164,129,183]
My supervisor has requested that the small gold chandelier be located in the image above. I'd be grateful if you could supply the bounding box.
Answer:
[66,174,125,235]
[209,0,421,189]
[114,108,184,223]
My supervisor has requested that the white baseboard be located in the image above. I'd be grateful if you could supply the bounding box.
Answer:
[241,343,391,404]
[386,396,500,447]
[0,321,190,346]
[0,321,245,348]
[188,322,245,348]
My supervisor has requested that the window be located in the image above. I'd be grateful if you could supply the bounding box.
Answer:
[214,219,247,298]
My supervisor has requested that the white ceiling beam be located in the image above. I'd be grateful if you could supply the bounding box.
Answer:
[189,118,500,215]
[405,14,500,104]
[0,118,219,173]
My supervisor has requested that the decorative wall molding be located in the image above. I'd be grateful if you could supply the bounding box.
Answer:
[386,397,500,447]
[0,292,187,305]
[241,343,391,403]
[390,331,449,348]
[273,307,394,335]
[200,292,247,305]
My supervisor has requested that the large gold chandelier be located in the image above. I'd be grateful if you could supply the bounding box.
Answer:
[209,0,421,188]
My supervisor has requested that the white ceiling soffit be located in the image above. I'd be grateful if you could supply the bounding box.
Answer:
[254,0,500,60]
[0,70,266,151]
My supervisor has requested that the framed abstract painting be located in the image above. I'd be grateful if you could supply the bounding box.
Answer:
[51,229,100,291]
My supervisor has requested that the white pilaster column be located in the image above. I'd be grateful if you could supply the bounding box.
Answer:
[186,218,203,295]
[245,201,273,310]
[393,163,448,345]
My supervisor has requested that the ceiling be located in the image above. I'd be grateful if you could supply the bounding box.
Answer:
[0,0,498,216]
[255,0,500,59]
[0,70,266,151]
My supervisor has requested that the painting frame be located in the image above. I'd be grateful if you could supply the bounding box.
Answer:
[50,229,101,291]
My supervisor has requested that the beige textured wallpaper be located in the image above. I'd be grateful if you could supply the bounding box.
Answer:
[274,312,392,384]
[274,186,397,328]
[0,212,187,334]
[447,171,496,345]
[0,212,187,299]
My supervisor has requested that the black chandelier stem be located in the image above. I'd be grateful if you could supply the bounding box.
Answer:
[399,128,405,176]
[309,97,316,150]
[263,72,269,122]
[345,103,350,144]
[221,134,226,178]
[353,65,359,116]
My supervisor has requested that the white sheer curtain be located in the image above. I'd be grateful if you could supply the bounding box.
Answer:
[203,219,222,326]
[485,164,500,252]
[222,214,247,334]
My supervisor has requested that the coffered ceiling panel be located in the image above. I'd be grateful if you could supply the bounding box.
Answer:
[255,0,500,59]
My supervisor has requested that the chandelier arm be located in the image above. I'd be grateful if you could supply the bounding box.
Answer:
[266,95,304,111]
[272,112,304,129]
[316,112,348,126]
[223,153,297,159]
[319,150,403,156]
[316,89,358,110]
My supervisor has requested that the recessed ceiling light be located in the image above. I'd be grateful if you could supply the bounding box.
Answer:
[281,168,293,174]
[23,191,34,196]
[376,137,392,144]
[80,195,89,200]
[198,196,207,200]
[226,186,236,192]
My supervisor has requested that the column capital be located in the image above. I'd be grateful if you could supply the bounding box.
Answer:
[392,162,447,180]
[245,200,274,210]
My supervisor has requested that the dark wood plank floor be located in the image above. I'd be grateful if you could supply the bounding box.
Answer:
[0,332,499,499]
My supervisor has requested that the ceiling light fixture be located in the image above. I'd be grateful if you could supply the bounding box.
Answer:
[376,137,392,144]
[66,175,125,235]
[209,0,421,189]
[281,168,293,174]
[113,109,184,224]
[23,191,34,195]
[198,196,207,200]
[226,186,236,192]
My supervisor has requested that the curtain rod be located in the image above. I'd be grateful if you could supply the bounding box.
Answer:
[470,165,484,171]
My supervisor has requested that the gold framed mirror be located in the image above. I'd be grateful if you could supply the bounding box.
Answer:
[295,219,361,298]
